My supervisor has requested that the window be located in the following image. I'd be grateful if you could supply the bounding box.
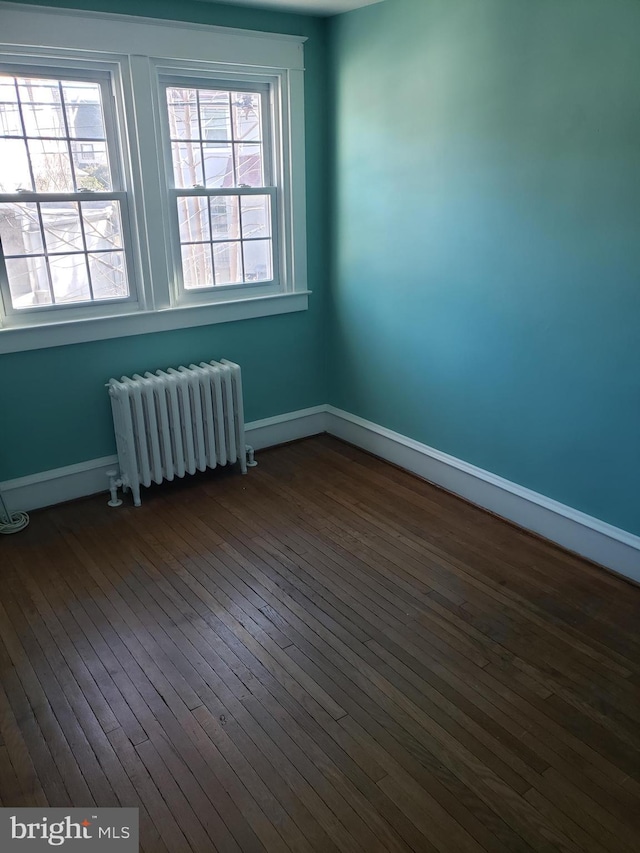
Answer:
[0,69,133,314]
[163,82,276,291]
[0,5,308,354]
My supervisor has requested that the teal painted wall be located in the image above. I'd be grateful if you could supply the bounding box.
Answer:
[329,0,640,535]
[3,0,639,541]
[0,0,329,480]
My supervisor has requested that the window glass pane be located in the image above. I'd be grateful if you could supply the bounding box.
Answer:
[0,77,18,103]
[240,195,270,239]
[166,88,199,140]
[243,238,272,282]
[5,256,51,307]
[203,143,233,188]
[28,138,74,192]
[62,81,106,139]
[235,143,263,187]
[0,75,115,194]
[213,241,242,285]
[72,142,112,191]
[181,242,213,289]
[17,77,60,105]
[16,77,62,140]
[231,92,261,142]
[81,200,123,251]
[165,83,274,295]
[177,196,210,244]
[0,202,44,255]
[0,138,32,191]
[210,195,239,240]
[22,101,65,137]
[199,90,231,141]
[41,201,84,252]
[0,73,130,313]
[165,85,265,194]
[0,102,22,136]
[166,86,262,144]
[171,142,203,188]
[49,252,91,302]
[89,251,128,299]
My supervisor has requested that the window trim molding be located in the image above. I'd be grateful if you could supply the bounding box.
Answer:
[0,57,143,319]
[0,3,307,65]
[0,1,309,353]
[157,72,280,299]
[0,290,310,354]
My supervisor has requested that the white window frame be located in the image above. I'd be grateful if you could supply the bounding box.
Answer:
[156,69,283,303]
[0,2,309,355]
[0,57,142,322]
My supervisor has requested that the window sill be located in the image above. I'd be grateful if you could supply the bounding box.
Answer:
[0,290,310,354]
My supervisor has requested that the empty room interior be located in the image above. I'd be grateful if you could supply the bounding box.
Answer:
[0,0,639,849]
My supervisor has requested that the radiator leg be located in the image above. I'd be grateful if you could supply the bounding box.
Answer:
[246,444,258,469]
[131,483,142,508]
[106,470,123,507]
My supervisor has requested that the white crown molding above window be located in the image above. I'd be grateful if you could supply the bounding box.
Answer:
[195,0,385,16]
[0,3,307,63]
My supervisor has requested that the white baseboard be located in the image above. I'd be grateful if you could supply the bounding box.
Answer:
[326,406,640,583]
[0,407,328,516]
[3,403,638,583]
[245,405,328,451]
[1,455,119,515]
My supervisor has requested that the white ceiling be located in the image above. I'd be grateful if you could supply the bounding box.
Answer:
[197,0,384,17]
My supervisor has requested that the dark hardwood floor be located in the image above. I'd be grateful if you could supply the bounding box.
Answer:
[1,435,639,852]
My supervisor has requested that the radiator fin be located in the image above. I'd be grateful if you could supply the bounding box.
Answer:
[108,359,247,506]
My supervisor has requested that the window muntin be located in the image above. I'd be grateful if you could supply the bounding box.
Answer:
[0,69,132,311]
[176,192,273,288]
[164,83,275,292]
[166,86,265,189]
[0,75,113,193]
[0,199,127,306]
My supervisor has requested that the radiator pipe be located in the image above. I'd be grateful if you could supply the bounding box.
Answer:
[106,470,123,507]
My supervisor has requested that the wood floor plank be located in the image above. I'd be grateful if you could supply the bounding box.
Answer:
[308,437,633,610]
[1,435,639,853]
[299,451,637,677]
[107,725,189,853]
[240,456,640,788]
[0,672,72,806]
[13,545,145,736]
[181,486,640,832]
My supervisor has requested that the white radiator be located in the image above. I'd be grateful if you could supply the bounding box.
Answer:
[107,359,254,507]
